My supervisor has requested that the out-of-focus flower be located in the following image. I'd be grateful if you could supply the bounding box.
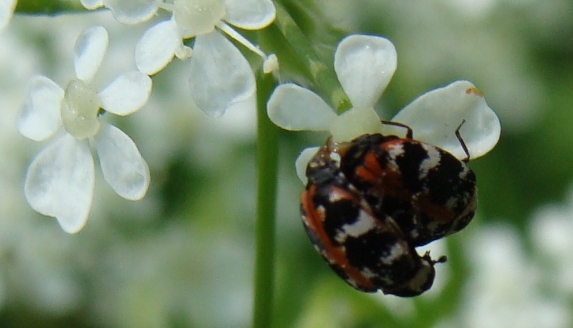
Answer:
[459,225,571,328]
[0,0,16,30]
[531,184,573,294]
[18,26,152,233]
[266,34,501,183]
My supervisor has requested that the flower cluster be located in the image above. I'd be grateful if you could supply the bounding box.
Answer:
[83,0,276,117]
[18,1,277,233]
[15,4,500,236]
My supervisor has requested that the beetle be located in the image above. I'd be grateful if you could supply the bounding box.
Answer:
[301,142,446,296]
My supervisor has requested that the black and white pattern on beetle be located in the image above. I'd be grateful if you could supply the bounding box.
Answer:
[336,133,477,247]
[301,144,446,297]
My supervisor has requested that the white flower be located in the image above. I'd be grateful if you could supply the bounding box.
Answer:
[18,26,152,233]
[461,225,571,328]
[531,185,573,294]
[0,0,17,30]
[132,0,276,117]
[266,34,501,183]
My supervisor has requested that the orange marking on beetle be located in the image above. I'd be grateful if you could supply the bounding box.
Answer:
[301,185,376,291]
[360,146,412,200]
[415,195,456,223]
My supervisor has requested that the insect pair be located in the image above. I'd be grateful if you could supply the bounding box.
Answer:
[301,121,476,296]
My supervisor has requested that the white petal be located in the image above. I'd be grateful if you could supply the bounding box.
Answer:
[135,19,181,75]
[24,134,95,234]
[18,76,64,141]
[267,83,336,131]
[103,0,160,24]
[98,71,152,115]
[74,26,109,83]
[224,0,276,30]
[189,31,255,117]
[81,0,103,10]
[295,147,320,185]
[334,34,397,109]
[94,124,150,200]
[0,0,16,30]
[391,80,501,160]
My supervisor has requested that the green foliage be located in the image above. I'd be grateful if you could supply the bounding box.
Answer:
[15,0,85,15]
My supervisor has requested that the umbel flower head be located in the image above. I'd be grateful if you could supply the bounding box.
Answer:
[82,0,276,117]
[18,26,152,233]
[267,34,501,183]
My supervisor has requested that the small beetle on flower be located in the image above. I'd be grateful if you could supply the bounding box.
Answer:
[267,34,501,296]
[267,34,500,183]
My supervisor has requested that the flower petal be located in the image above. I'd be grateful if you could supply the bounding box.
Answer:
[267,83,336,131]
[81,0,103,10]
[295,146,320,185]
[24,134,95,234]
[102,0,160,24]
[94,124,150,200]
[391,80,501,160]
[18,76,64,141]
[74,26,109,83]
[188,31,255,117]
[224,0,276,30]
[135,19,181,75]
[0,0,16,30]
[334,35,397,109]
[98,71,152,115]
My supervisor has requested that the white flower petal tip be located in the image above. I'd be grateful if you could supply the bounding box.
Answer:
[224,0,276,29]
[263,54,279,74]
[335,34,397,109]
[135,20,181,75]
[18,76,65,141]
[267,83,337,131]
[74,26,109,83]
[189,32,255,117]
[392,80,501,160]
[94,125,150,200]
[0,0,16,30]
[98,71,152,115]
[81,0,103,10]
[295,147,320,185]
[24,135,95,234]
[104,0,160,25]
[330,107,384,142]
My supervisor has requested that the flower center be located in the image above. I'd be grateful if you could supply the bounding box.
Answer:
[329,107,384,142]
[173,0,226,36]
[61,79,101,140]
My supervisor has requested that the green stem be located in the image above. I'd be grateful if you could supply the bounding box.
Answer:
[253,72,279,328]
[15,0,85,15]
[273,1,351,113]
